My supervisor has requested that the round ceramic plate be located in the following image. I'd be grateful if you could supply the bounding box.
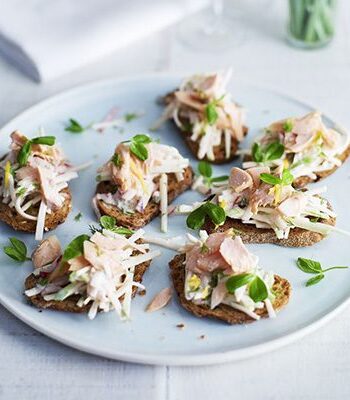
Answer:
[0,74,349,366]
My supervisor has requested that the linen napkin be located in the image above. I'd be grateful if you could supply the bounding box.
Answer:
[0,0,207,82]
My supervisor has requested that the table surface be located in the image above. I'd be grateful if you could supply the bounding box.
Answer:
[1,1,350,399]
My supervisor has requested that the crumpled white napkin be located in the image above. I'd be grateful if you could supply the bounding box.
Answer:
[0,0,207,82]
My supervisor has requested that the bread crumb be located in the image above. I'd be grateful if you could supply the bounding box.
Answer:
[138,289,146,296]
[176,323,185,330]
[198,334,206,340]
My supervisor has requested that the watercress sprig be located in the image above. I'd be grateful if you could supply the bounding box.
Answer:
[89,216,134,236]
[3,238,31,262]
[260,168,294,186]
[205,95,225,126]
[252,140,285,163]
[186,201,226,230]
[123,134,152,161]
[197,161,229,187]
[226,273,268,302]
[65,118,87,133]
[296,257,349,287]
[17,136,56,167]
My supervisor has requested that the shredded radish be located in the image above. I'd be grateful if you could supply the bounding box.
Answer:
[35,201,47,241]
[160,173,168,233]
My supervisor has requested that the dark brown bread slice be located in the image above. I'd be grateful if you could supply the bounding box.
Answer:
[0,187,72,233]
[169,254,291,325]
[25,257,151,313]
[243,143,350,189]
[163,92,248,164]
[95,166,194,230]
[202,209,336,247]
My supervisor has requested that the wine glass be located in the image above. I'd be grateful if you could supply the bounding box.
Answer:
[177,0,245,51]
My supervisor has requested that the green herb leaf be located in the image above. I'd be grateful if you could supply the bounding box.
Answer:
[74,212,83,222]
[226,273,255,293]
[62,234,90,262]
[306,274,325,287]
[252,142,264,163]
[130,142,148,161]
[264,141,285,161]
[112,227,134,236]
[248,276,268,302]
[260,173,281,186]
[281,169,294,185]
[111,153,122,167]
[205,102,219,126]
[124,112,139,122]
[186,205,207,230]
[31,136,56,146]
[132,134,152,144]
[297,257,322,274]
[17,140,32,167]
[198,161,212,178]
[210,175,229,183]
[100,215,116,230]
[3,237,29,262]
[65,118,85,133]
[205,203,226,226]
[283,119,293,132]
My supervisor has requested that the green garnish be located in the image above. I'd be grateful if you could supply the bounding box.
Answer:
[296,257,349,287]
[111,153,122,167]
[123,134,152,161]
[197,161,228,187]
[74,212,83,222]
[90,216,134,236]
[65,118,86,133]
[186,202,226,230]
[251,141,285,163]
[17,136,56,167]
[3,238,31,262]
[204,95,224,126]
[124,112,140,122]
[283,119,293,132]
[260,169,294,186]
[62,235,90,262]
[226,273,268,302]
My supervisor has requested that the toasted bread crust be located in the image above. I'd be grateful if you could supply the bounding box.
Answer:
[0,187,72,233]
[202,210,336,247]
[95,166,194,229]
[163,92,248,164]
[169,254,291,324]
[24,258,151,313]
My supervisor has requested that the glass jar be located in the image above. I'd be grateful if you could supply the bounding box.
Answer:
[288,0,337,49]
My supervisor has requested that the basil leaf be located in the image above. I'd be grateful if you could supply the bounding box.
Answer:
[283,119,293,132]
[306,274,324,287]
[130,142,148,161]
[264,141,285,161]
[252,142,264,163]
[281,169,294,185]
[210,175,229,183]
[62,234,90,262]
[100,215,116,230]
[31,136,56,146]
[65,118,85,133]
[132,134,152,144]
[260,173,281,186]
[17,140,32,167]
[226,273,255,293]
[296,257,322,274]
[205,203,226,226]
[198,161,212,178]
[111,153,122,167]
[205,102,219,126]
[186,205,207,230]
[248,276,268,302]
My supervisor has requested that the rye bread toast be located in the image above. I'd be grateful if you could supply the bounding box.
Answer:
[202,210,336,247]
[169,254,291,324]
[95,166,194,230]
[163,93,248,164]
[0,187,72,233]
[25,257,151,313]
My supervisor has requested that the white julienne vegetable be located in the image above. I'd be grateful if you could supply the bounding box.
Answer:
[159,173,168,233]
